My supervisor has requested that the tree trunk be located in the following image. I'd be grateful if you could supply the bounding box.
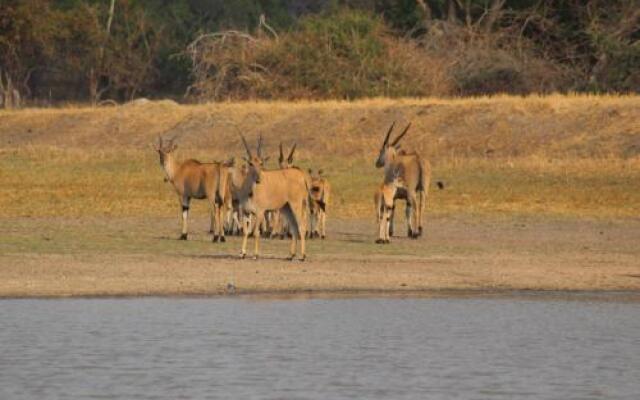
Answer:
[447,0,459,24]
[89,67,98,106]
[415,0,432,21]
[90,0,116,106]
[0,68,21,109]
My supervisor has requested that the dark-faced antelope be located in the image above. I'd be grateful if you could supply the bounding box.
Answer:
[231,136,310,260]
[154,136,229,242]
[308,169,331,239]
[375,122,431,238]
[375,167,404,243]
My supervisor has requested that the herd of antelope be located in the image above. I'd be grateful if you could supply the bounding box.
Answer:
[154,121,431,261]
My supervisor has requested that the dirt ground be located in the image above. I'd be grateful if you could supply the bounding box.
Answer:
[1,215,639,298]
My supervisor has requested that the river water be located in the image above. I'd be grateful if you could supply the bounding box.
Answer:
[1,294,639,399]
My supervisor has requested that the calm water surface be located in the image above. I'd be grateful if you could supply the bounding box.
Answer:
[1,294,639,399]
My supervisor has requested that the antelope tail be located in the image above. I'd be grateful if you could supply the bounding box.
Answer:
[216,164,229,206]
[416,156,425,192]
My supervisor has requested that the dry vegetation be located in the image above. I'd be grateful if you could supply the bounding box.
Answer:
[1,95,639,219]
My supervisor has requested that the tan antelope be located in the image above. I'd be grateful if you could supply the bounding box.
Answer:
[374,168,404,243]
[224,136,270,237]
[375,122,431,238]
[231,135,310,260]
[308,169,331,239]
[222,159,241,236]
[266,142,300,239]
[154,136,229,242]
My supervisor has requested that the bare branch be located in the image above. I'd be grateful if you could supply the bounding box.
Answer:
[259,14,279,40]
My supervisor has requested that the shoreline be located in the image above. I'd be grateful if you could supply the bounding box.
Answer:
[3,288,640,301]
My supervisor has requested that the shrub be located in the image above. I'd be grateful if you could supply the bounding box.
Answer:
[187,10,454,101]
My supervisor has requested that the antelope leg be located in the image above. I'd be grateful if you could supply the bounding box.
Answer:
[241,214,251,258]
[217,203,226,242]
[320,210,326,239]
[253,212,264,259]
[180,197,190,240]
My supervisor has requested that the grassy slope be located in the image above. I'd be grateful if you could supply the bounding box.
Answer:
[0,95,639,219]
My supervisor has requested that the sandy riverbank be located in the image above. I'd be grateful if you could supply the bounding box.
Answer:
[2,217,638,298]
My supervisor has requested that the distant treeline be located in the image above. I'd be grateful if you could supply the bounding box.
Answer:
[1,0,638,107]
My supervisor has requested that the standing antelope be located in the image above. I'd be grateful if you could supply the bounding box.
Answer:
[375,168,403,244]
[224,137,270,237]
[308,169,331,239]
[375,122,431,238]
[154,136,229,242]
[231,136,310,260]
[267,142,300,239]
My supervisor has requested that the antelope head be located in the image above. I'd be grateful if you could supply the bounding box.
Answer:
[375,122,411,168]
[308,168,324,180]
[240,134,265,185]
[154,135,178,164]
[279,142,297,169]
[153,136,178,182]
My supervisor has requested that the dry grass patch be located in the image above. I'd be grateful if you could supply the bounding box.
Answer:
[1,147,638,219]
[1,94,639,158]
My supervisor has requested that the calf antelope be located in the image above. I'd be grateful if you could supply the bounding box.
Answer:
[154,136,229,242]
[375,168,403,244]
[308,169,331,239]
[231,136,310,260]
[375,122,431,238]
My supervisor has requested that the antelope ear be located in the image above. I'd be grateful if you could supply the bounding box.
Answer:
[308,168,313,174]
[318,169,324,175]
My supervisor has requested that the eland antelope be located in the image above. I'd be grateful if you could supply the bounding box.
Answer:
[375,167,403,244]
[308,169,331,239]
[225,136,270,237]
[375,122,431,238]
[154,136,229,242]
[231,136,310,260]
[267,142,302,239]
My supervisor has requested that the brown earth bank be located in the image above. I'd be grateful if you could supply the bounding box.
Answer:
[1,216,639,298]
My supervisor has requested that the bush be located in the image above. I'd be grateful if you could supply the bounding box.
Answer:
[187,10,454,101]
[453,46,568,95]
